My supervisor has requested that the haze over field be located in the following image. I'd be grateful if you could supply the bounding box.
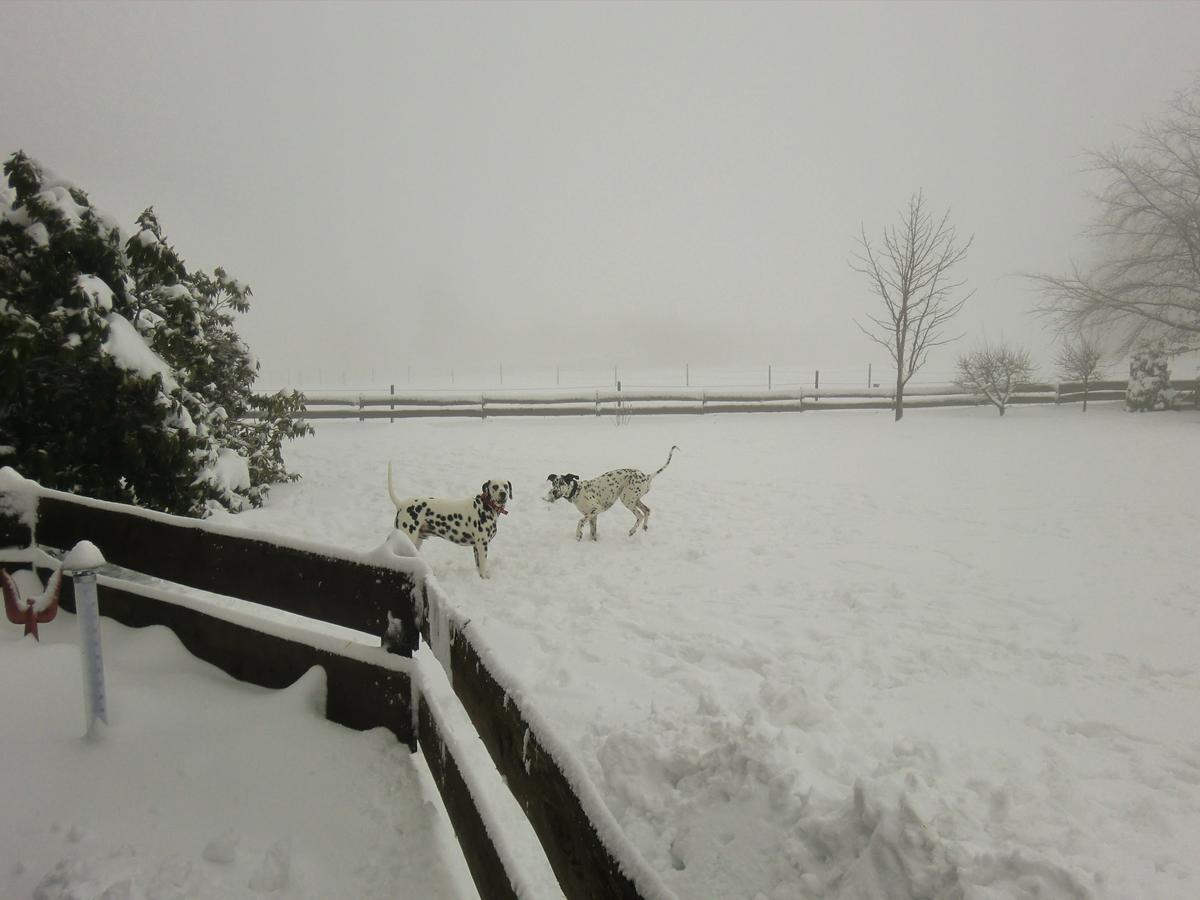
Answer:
[3,1,1199,384]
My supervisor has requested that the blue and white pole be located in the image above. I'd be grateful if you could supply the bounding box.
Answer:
[63,541,108,740]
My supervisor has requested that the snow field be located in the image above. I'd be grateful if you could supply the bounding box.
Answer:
[217,405,1199,899]
[0,599,476,900]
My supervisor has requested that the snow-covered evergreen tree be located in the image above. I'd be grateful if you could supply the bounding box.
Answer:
[0,151,310,515]
[1125,344,1173,411]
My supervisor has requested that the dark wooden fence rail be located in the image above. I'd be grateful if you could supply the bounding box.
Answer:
[33,494,420,651]
[419,591,670,900]
[275,379,1200,421]
[0,479,668,900]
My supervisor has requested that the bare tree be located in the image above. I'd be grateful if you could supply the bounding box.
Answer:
[852,191,974,420]
[1034,80,1200,354]
[956,339,1035,416]
[1054,331,1108,411]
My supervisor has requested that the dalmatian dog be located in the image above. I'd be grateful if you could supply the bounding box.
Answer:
[545,445,679,541]
[387,463,512,578]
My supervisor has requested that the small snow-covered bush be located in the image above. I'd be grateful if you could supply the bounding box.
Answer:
[1125,344,1173,411]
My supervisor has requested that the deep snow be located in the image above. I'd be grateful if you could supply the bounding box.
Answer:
[4,402,1198,900]
[206,402,1200,900]
[0,571,478,900]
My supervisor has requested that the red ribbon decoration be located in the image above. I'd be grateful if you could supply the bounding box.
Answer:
[2,569,62,641]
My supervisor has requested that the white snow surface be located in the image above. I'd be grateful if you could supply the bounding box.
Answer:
[101,311,178,391]
[61,539,106,572]
[204,447,252,494]
[0,580,477,900]
[207,404,1200,900]
[76,274,114,311]
[4,406,1197,900]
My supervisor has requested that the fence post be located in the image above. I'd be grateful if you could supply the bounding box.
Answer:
[815,370,820,390]
[768,364,772,391]
[1055,382,1060,406]
[390,384,395,423]
[595,390,600,417]
[481,394,487,420]
[359,395,365,422]
[701,391,707,413]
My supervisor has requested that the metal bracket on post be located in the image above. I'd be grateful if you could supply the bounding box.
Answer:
[62,541,108,740]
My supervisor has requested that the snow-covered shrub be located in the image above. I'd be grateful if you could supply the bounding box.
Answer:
[1125,344,1173,411]
[0,151,311,515]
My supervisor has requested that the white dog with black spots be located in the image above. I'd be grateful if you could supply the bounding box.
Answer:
[544,445,679,541]
[388,463,512,578]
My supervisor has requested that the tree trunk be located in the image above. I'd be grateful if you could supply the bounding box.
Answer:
[894,351,905,421]
[1082,377,1089,412]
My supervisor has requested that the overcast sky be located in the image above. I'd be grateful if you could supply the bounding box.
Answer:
[3,1,1199,386]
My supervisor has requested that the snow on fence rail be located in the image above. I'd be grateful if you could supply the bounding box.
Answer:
[0,471,669,900]
[280,380,1198,421]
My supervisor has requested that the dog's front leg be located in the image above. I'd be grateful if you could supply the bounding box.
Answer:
[588,514,599,541]
[575,516,586,541]
[474,542,489,578]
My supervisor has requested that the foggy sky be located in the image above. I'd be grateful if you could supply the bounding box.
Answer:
[3,1,1198,386]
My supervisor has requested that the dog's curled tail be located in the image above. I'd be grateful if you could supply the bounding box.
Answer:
[653,445,681,478]
[387,461,405,510]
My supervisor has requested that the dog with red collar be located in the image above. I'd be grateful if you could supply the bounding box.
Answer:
[388,463,512,578]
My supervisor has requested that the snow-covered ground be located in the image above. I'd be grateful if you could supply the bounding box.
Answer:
[0,593,477,899]
[201,402,1200,900]
[5,402,1198,900]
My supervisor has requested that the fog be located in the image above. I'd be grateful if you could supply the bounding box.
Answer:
[3,1,1198,386]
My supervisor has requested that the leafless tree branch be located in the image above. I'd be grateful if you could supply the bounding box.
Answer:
[852,190,973,420]
[956,339,1035,416]
[1033,80,1200,355]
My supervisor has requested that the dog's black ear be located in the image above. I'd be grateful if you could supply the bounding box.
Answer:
[567,473,579,482]
[547,473,556,481]
[507,481,514,498]
[481,480,489,496]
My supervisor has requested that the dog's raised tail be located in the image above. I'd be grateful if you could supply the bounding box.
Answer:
[653,445,680,478]
[387,461,405,510]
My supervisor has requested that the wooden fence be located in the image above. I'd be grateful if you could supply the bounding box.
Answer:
[0,477,669,900]
[280,380,1200,421]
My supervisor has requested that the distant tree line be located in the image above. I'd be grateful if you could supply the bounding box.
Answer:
[853,78,1200,418]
